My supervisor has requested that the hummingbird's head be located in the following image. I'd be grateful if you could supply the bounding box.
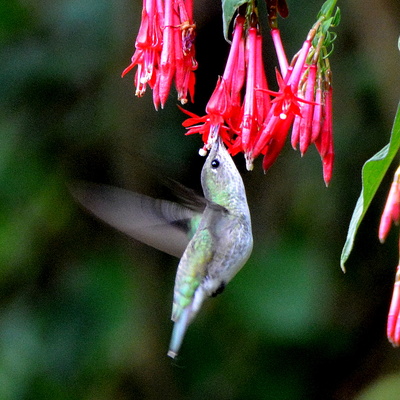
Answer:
[201,136,246,209]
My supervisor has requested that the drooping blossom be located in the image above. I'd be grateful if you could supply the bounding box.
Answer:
[123,0,340,183]
[180,76,233,153]
[180,0,339,185]
[379,166,400,243]
[266,0,289,74]
[121,0,163,98]
[264,0,338,185]
[250,5,338,185]
[249,22,319,170]
[181,10,273,164]
[122,0,197,109]
[289,32,336,185]
[378,166,400,346]
[241,22,272,164]
[387,264,400,347]
[181,13,248,155]
[315,79,334,185]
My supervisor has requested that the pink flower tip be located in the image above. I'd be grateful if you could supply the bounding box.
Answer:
[387,275,400,347]
[379,168,400,243]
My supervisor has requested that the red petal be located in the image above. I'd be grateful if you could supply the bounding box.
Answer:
[388,267,400,346]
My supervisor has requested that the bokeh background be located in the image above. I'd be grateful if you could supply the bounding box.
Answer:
[1,0,400,398]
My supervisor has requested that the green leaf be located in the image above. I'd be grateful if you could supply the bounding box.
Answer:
[318,0,338,19]
[331,7,341,27]
[221,0,248,42]
[340,102,400,271]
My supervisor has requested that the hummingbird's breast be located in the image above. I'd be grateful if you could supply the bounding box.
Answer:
[203,212,253,296]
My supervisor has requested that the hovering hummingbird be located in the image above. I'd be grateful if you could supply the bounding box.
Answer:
[71,136,253,358]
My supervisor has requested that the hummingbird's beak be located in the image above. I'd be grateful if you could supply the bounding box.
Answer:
[208,125,220,146]
[215,135,222,149]
[209,135,223,156]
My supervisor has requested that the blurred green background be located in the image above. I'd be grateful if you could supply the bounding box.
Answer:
[1,0,400,399]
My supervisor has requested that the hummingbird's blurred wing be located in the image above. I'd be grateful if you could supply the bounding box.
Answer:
[70,182,204,258]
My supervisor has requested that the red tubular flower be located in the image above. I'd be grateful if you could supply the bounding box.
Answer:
[251,68,299,160]
[314,83,334,186]
[320,142,334,186]
[247,12,337,178]
[379,166,400,346]
[388,265,400,347]
[175,21,197,104]
[241,25,271,156]
[181,13,273,162]
[181,77,234,155]
[298,64,317,155]
[287,26,335,184]
[181,0,338,182]
[284,21,317,93]
[379,167,400,243]
[174,0,196,105]
[158,0,176,108]
[241,27,258,151]
[206,77,231,120]
[181,14,246,155]
[122,0,163,97]
[243,31,272,169]
[254,34,271,124]
[311,75,323,142]
[261,115,293,172]
[123,0,197,109]
[271,28,288,77]
[179,77,231,153]
[220,15,246,132]
[290,112,301,150]
[318,84,332,158]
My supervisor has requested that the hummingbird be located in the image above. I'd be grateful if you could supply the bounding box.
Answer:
[70,136,253,358]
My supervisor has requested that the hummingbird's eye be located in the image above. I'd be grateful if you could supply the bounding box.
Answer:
[211,159,220,169]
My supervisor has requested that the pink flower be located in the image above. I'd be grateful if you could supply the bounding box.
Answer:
[122,0,163,96]
[315,83,334,186]
[179,78,230,149]
[250,68,302,164]
[387,265,400,346]
[179,79,237,155]
[261,115,294,172]
[295,64,318,154]
[291,65,334,186]
[123,0,197,109]
[379,167,400,243]
[181,14,272,161]
[216,14,246,133]
[180,14,247,155]
[377,167,400,346]
[241,25,271,156]
[311,75,324,142]
[249,23,317,169]
[271,28,288,77]
[180,0,339,182]
[271,69,303,119]
[175,21,197,104]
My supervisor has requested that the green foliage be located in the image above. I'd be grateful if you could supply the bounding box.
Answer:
[341,102,400,270]
[318,0,338,19]
[221,0,248,42]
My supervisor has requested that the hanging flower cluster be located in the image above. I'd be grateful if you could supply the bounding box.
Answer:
[182,0,340,185]
[123,0,340,185]
[122,0,197,109]
[379,166,400,346]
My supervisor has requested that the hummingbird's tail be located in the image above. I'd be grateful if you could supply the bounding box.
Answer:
[168,307,191,359]
[168,287,207,358]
